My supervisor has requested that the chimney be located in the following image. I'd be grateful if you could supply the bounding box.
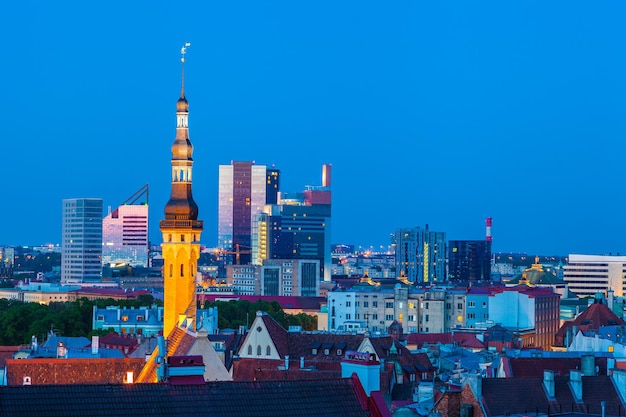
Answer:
[543,370,555,398]
[485,217,492,242]
[569,370,583,403]
[322,164,331,187]
[300,356,305,369]
[91,335,99,355]
[284,355,289,370]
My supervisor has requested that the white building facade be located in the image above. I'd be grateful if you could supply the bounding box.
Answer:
[564,254,626,297]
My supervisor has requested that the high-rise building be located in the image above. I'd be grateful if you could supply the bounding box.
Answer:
[102,185,149,267]
[448,240,491,282]
[564,254,626,297]
[395,225,446,284]
[160,49,203,337]
[218,161,276,264]
[252,164,332,281]
[61,198,103,284]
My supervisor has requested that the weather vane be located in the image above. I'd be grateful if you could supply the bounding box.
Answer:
[181,42,191,62]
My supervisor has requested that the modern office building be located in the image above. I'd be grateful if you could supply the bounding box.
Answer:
[448,240,491,282]
[102,185,149,267]
[160,51,203,337]
[395,225,446,284]
[61,198,103,284]
[261,259,320,296]
[252,164,332,281]
[218,161,278,265]
[563,254,626,297]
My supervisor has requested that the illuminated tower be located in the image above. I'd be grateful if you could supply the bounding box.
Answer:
[160,43,203,337]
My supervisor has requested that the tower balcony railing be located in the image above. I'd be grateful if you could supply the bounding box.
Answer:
[160,219,204,229]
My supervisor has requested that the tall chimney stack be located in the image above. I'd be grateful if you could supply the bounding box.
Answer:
[486,217,493,242]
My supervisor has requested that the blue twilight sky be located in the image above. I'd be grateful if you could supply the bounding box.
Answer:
[1,1,626,255]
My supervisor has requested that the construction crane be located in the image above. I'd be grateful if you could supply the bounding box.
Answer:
[215,244,252,265]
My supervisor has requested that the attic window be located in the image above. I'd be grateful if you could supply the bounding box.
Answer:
[121,316,129,322]
[97,315,104,321]
[336,342,346,356]
[311,342,321,355]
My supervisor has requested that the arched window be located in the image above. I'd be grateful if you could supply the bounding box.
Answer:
[180,264,184,277]
[257,345,262,356]
[169,264,173,278]
[266,345,271,356]
[247,345,252,355]
[190,263,195,277]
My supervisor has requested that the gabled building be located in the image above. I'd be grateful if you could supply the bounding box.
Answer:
[233,311,435,397]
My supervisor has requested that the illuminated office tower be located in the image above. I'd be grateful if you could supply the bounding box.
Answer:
[102,185,149,267]
[61,198,103,284]
[395,225,446,284]
[218,161,278,264]
[252,164,332,281]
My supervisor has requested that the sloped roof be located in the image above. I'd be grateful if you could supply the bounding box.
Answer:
[480,375,624,416]
[5,358,145,385]
[136,326,197,383]
[555,302,626,346]
[0,377,385,417]
[508,356,608,378]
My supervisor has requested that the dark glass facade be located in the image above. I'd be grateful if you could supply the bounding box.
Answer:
[448,240,492,282]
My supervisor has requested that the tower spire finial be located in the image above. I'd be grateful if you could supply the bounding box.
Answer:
[180,42,191,98]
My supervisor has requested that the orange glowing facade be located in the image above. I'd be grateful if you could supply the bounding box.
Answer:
[160,51,203,337]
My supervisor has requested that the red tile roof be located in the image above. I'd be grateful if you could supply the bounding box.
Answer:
[5,358,145,385]
[555,302,626,346]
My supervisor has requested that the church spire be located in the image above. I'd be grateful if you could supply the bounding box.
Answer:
[160,42,203,338]
[164,42,197,220]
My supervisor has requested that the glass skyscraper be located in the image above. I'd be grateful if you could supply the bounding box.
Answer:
[218,161,276,265]
[61,198,103,284]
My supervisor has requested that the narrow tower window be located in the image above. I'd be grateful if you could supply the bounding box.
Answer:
[180,264,184,277]
[169,264,173,278]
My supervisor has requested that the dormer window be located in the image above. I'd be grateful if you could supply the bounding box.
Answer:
[336,342,346,356]
[311,342,321,355]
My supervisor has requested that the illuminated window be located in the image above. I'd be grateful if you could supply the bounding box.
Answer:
[121,316,129,322]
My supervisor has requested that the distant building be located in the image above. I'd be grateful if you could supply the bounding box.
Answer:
[102,185,149,268]
[488,285,561,350]
[394,225,446,284]
[252,165,332,282]
[0,247,14,278]
[93,305,164,337]
[564,253,626,297]
[448,240,491,282]
[61,198,103,284]
[261,259,320,296]
[218,161,275,265]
